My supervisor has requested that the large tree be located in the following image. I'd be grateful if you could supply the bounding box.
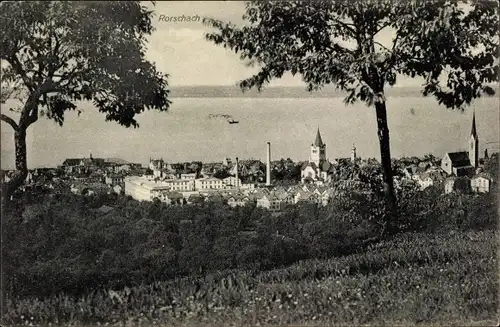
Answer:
[0,1,170,197]
[204,0,498,232]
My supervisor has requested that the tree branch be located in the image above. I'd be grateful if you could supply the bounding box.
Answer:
[23,78,60,128]
[390,32,400,54]
[47,31,66,80]
[7,54,35,92]
[327,19,357,38]
[18,80,51,129]
[374,41,392,54]
[0,113,19,131]
[374,20,391,35]
[24,104,39,127]
[53,64,82,88]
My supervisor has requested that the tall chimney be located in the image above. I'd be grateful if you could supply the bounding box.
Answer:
[266,142,271,186]
[235,157,239,188]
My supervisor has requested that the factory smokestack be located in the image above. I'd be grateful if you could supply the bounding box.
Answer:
[235,157,239,188]
[266,142,271,186]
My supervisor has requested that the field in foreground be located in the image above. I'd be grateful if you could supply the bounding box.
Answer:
[3,229,499,327]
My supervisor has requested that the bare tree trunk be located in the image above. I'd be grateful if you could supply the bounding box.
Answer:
[1,90,40,202]
[2,128,28,201]
[374,100,398,233]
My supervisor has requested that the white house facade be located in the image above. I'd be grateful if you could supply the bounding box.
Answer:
[471,176,492,193]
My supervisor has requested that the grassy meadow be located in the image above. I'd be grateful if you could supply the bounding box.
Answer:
[3,229,498,326]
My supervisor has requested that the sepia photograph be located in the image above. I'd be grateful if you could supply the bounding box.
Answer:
[1,1,499,326]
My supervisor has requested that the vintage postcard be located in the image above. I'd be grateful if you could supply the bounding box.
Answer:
[1,1,499,326]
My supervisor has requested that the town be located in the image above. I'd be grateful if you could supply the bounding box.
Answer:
[2,112,495,212]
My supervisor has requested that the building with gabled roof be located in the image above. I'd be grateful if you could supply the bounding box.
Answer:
[441,111,480,176]
[149,158,165,171]
[256,193,283,211]
[270,189,294,205]
[293,190,311,204]
[316,185,330,194]
[227,194,251,207]
[294,191,321,205]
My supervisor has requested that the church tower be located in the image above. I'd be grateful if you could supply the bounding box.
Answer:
[310,128,326,166]
[469,110,479,168]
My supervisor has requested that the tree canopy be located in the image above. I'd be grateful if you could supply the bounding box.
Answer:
[204,0,499,231]
[0,1,171,196]
[205,0,498,105]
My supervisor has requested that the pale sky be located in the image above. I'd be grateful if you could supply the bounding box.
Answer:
[144,1,425,87]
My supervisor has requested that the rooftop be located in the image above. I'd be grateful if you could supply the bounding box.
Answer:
[105,158,130,165]
[314,128,324,147]
[125,176,174,190]
[447,152,471,167]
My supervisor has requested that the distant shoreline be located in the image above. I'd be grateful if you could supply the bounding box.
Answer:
[4,85,498,101]
[168,85,500,99]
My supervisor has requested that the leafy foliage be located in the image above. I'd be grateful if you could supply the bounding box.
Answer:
[0,1,170,128]
[482,152,499,181]
[204,0,498,107]
[0,1,171,195]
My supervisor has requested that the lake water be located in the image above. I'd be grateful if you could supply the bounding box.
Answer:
[1,96,499,169]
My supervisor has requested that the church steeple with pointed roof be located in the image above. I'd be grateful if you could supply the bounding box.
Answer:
[470,110,477,138]
[469,110,479,168]
[301,128,331,184]
[314,128,324,147]
[310,128,326,166]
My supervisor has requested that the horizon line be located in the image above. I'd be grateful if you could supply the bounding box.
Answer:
[169,84,426,88]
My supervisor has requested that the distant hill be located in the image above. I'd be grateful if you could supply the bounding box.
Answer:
[169,85,500,98]
[4,85,498,100]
